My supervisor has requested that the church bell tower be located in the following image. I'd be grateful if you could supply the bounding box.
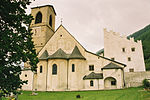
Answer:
[30,5,56,53]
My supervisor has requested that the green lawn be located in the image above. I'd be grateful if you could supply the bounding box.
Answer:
[3,87,150,100]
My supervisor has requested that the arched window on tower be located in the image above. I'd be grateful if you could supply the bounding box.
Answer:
[90,80,94,86]
[49,15,52,27]
[52,64,57,75]
[40,65,42,73]
[72,64,75,72]
[35,12,42,24]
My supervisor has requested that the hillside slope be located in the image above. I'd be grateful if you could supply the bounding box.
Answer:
[129,24,150,70]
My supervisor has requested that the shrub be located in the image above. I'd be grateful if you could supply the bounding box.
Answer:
[76,94,81,98]
[143,79,150,89]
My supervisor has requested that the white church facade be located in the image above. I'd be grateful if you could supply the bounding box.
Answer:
[20,5,145,91]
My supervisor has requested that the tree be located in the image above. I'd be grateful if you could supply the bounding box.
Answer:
[0,0,38,99]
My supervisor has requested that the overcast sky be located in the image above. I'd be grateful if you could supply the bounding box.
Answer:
[26,0,150,53]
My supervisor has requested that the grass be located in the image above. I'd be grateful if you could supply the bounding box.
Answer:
[2,87,150,100]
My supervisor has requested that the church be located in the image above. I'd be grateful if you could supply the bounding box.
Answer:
[20,4,145,91]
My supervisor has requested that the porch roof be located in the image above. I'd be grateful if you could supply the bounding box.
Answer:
[83,72,103,80]
[101,63,123,70]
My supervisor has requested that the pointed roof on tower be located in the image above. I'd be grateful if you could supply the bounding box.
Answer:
[69,46,86,60]
[39,50,49,60]
[48,48,68,59]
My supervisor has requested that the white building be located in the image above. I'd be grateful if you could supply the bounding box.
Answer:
[20,4,145,91]
[103,29,145,72]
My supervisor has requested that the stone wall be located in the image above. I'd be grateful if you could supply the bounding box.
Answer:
[124,71,150,87]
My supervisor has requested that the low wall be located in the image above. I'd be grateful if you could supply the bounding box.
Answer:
[124,71,150,87]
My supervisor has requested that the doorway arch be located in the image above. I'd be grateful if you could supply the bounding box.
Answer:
[104,77,117,89]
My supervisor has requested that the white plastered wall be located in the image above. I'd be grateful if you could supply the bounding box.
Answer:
[104,29,145,72]
[21,25,126,91]
[103,69,124,89]
[20,70,34,90]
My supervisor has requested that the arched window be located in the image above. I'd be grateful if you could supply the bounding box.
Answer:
[52,64,57,75]
[72,64,75,72]
[40,66,42,73]
[49,15,52,27]
[90,80,94,86]
[35,12,42,24]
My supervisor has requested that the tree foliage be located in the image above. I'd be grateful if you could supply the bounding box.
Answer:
[0,0,38,97]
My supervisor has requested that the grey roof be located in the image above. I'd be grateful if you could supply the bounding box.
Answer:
[48,48,68,59]
[101,63,123,70]
[83,72,103,80]
[69,46,86,60]
[39,50,49,60]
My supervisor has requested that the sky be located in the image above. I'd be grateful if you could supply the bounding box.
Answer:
[26,0,150,53]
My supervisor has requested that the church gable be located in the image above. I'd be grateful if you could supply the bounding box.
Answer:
[38,25,86,58]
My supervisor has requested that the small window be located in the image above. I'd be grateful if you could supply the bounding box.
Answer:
[129,68,134,72]
[34,29,37,35]
[131,48,135,52]
[111,81,116,85]
[52,64,57,75]
[72,64,75,72]
[122,48,125,52]
[40,66,42,73]
[90,80,94,86]
[25,74,27,77]
[111,58,115,61]
[49,15,52,27]
[35,12,42,24]
[89,65,94,71]
[128,57,131,61]
[60,35,62,37]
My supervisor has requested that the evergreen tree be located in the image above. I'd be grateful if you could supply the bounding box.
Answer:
[0,0,38,98]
